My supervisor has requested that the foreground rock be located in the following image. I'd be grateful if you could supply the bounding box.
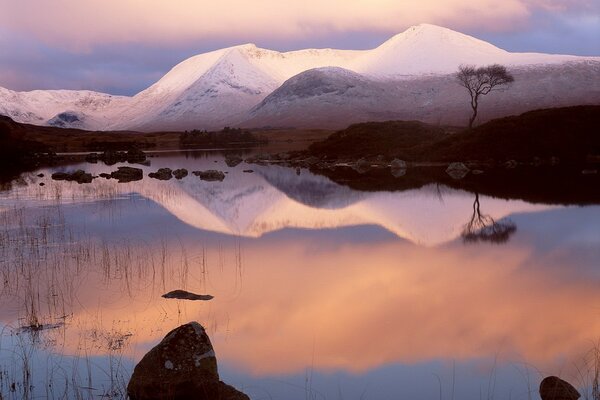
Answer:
[51,170,94,184]
[162,290,214,301]
[127,322,249,400]
[193,170,226,182]
[539,376,580,400]
[149,168,173,180]
[110,166,143,183]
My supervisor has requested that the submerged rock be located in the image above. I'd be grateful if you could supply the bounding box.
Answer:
[193,170,226,182]
[162,290,214,301]
[149,168,173,181]
[539,376,580,400]
[127,322,249,400]
[110,166,143,183]
[446,162,470,180]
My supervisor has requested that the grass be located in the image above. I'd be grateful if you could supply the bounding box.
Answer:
[306,105,600,164]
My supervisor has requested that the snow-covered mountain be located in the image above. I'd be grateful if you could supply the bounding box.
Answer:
[1,24,598,131]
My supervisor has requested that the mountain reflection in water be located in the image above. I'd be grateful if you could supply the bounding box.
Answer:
[0,153,598,400]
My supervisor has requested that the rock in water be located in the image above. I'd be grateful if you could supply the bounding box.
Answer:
[539,376,580,400]
[193,170,226,182]
[162,290,214,301]
[173,169,188,179]
[224,155,243,168]
[149,168,173,180]
[127,322,249,400]
[110,167,143,183]
[446,162,470,179]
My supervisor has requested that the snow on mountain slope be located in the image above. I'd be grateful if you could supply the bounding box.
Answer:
[106,44,361,131]
[245,61,600,128]
[353,24,582,77]
[0,87,130,130]
[0,23,597,131]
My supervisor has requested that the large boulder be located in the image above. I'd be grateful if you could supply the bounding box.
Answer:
[127,322,248,400]
[539,376,580,400]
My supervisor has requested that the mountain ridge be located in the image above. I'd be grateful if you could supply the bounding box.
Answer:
[1,23,598,131]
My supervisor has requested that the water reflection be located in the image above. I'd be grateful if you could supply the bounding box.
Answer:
[0,155,598,399]
[462,193,517,244]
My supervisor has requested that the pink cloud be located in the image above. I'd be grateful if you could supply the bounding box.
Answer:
[1,0,594,50]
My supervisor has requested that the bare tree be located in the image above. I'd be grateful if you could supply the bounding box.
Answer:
[462,193,517,244]
[457,64,514,128]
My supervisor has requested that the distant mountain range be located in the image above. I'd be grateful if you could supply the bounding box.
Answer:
[1,24,599,131]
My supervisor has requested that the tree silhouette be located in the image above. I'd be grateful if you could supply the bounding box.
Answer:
[462,193,517,244]
[457,64,514,128]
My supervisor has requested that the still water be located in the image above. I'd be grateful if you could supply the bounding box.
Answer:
[0,152,598,399]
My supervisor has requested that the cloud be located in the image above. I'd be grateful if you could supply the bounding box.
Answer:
[1,0,595,50]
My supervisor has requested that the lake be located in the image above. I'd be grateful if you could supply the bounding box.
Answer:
[0,152,598,400]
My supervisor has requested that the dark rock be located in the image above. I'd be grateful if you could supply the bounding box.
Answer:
[99,173,113,179]
[162,290,214,301]
[127,148,147,164]
[110,167,143,183]
[85,153,99,164]
[243,169,254,173]
[149,168,173,181]
[304,156,320,166]
[446,162,470,180]
[39,182,45,186]
[351,158,371,174]
[173,169,188,180]
[193,170,226,182]
[539,376,580,400]
[504,159,518,169]
[224,155,243,168]
[37,173,44,178]
[390,159,407,170]
[51,170,94,184]
[390,159,407,177]
[127,322,249,400]
[100,150,127,166]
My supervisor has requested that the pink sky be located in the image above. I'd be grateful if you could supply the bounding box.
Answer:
[0,0,598,94]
